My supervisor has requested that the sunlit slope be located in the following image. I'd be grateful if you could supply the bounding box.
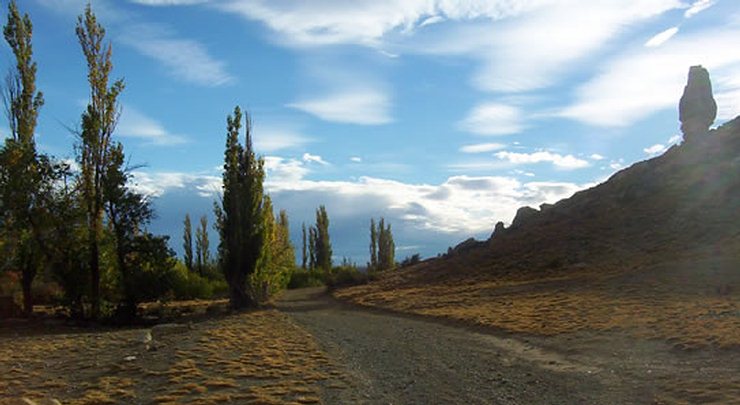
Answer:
[337,116,740,349]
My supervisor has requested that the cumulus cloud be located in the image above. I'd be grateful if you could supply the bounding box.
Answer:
[494,151,590,170]
[288,88,392,125]
[117,106,188,145]
[459,103,522,135]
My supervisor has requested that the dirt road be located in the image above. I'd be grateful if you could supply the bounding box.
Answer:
[277,287,638,405]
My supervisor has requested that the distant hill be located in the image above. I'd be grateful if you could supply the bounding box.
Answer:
[336,68,740,356]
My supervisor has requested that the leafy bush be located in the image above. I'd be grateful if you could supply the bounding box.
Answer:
[326,265,375,290]
[287,269,326,289]
[170,261,227,300]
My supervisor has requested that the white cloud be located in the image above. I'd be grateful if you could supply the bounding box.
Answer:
[715,88,740,120]
[130,0,207,5]
[214,0,531,48]
[302,153,329,166]
[130,171,220,198]
[644,27,679,47]
[644,143,667,156]
[561,27,740,127]
[288,89,392,125]
[590,153,606,161]
[350,156,363,163]
[684,0,715,18]
[252,127,312,152]
[418,0,683,92]
[494,151,590,170]
[117,106,187,145]
[460,103,522,135]
[120,24,234,87]
[459,142,506,153]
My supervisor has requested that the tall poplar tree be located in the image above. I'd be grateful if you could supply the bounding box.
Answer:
[214,106,265,309]
[314,205,332,272]
[76,4,124,318]
[369,218,378,271]
[195,215,209,277]
[301,222,307,270]
[0,0,48,315]
[183,214,193,272]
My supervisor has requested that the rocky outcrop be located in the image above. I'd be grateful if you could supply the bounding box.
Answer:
[490,221,506,239]
[679,65,717,142]
[511,206,539,228]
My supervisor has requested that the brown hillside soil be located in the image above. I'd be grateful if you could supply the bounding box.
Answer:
[335,250,740,403]
[0,308,353,404]
[337,117,740,403]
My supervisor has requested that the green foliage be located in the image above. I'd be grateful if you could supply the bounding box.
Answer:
[170,261,227,300]
[215,106,265,309]
[310,205,332,272]
[183,214,193,272]
[0,0,54,315]
[75,3,125,319]
[325,264,374,290]
[400,253,421,268]
[195,215,210,276]
[287,269,325,289]
[368,217,395,272]
[250,198,296,303]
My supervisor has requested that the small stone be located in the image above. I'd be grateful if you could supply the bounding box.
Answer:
[123,355,137,362]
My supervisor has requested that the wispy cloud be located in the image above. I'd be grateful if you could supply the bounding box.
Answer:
[120,24,234,87]
[130,0,208,5]
[302,153,329,166]
[684,0,715,18]
[117,106,188,145]
[459,103,522,135]
[459,142,506,153]
[590,153,606,161]
[644,27,679,47]
[288,88,392,125]
[252,126,312,152]
[561,26,740,127]
[494,151,590,170]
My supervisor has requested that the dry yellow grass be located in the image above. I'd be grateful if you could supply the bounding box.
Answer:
[0,309,349,404]
[336,260,740,350]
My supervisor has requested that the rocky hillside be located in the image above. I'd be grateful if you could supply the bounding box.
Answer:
[376,66,740,287]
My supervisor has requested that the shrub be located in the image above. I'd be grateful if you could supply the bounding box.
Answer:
[170,261,227,300]
[287,269,326,289]
[326,265,375,290]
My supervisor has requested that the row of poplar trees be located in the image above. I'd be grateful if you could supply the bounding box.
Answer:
[0,2,174,319]
[182,214,211,277]
[300,206,333,272]
[369,218,395,271]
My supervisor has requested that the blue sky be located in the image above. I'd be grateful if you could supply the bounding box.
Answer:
[6,0,740,263]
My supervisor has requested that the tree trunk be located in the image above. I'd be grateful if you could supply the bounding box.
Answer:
[90,230,100,319]
[21,268,33,317]
[228,274,253,309]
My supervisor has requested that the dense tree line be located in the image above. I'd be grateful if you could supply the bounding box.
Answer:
[0,1,403,316]
[0,2,178,320]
